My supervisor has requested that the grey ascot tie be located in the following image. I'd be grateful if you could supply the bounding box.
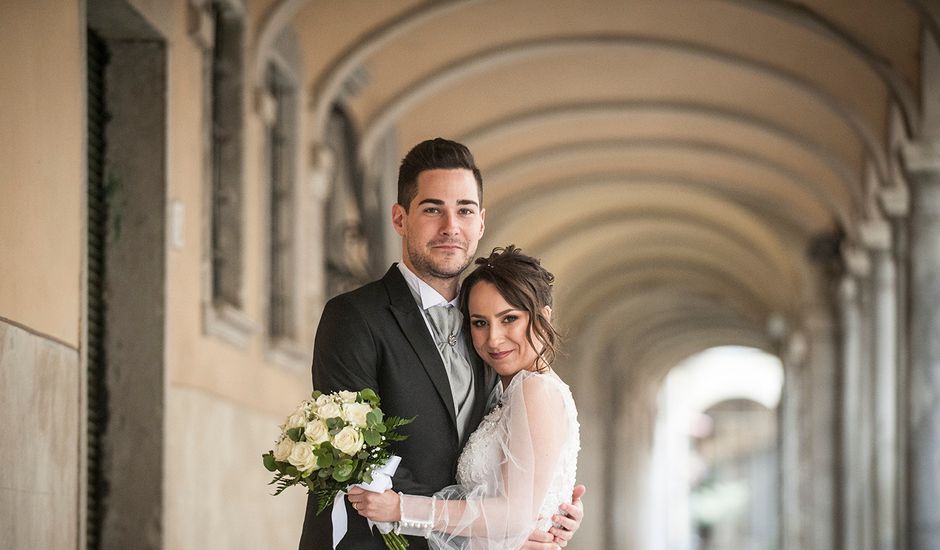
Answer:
[426,304,475,442]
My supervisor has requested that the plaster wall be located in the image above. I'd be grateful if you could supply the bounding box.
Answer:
[0,321,80,550]
[165,386,307,550]
[0,0,84,346]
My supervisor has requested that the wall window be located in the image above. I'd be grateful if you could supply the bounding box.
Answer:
[195,0,254,346]
[208,0,245,310]
[265,62,298,341]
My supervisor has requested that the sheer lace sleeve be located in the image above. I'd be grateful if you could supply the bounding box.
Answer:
[397,373,569,549]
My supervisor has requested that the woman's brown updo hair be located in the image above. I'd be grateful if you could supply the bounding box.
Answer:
[459,245,560,371]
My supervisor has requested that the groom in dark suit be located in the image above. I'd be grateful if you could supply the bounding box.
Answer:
[299,138,584,550]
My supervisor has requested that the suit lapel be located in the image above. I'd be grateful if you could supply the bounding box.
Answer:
[382,266,459,435]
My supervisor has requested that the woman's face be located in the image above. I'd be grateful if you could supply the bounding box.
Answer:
[467,281,539,385]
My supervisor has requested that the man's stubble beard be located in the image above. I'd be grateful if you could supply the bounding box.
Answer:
[406,238,477,282]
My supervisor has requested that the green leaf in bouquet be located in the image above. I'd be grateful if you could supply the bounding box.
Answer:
[270,472,297,496]
[366,409,384,427]
[332,459,354,482]
[359,388,379,405]
[286,465,300,477]
[267,471,284,486]
[363,429,382,447]
[384,416,416,431]
[357,451,368,460]
[263,452,279,472]
[326,417,345,431]
[286,426,304,442]
[383,432,408,442]
[311,390,323,400]
[303,477,318,492]
[315,446,334,468]
[318,468,331,479]
[315,489,340,515]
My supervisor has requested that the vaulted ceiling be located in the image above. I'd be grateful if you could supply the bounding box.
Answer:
[265,0,929,382]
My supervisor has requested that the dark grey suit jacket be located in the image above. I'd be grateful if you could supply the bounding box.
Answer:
[299,265,495,550]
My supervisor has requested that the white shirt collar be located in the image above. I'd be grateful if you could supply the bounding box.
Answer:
[397,262,459,310]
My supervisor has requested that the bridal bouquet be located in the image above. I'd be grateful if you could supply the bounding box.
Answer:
[263,388,414,549]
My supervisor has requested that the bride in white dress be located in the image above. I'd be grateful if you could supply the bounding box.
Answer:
[348,246,580,549]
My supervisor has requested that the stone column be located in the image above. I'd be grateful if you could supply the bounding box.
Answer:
[861,220,900,550]
[804,307,838,550]
[904,141,940,549]
[881,184,911,550]
[839,275,864,550]
[779,332,805,550]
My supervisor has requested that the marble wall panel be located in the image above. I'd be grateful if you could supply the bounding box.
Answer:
[0,321,80,550]
[165,386,307,550]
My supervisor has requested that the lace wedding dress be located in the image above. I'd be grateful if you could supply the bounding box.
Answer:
[397,369,580,549]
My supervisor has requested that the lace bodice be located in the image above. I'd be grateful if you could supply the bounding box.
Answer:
[455,370,580,531]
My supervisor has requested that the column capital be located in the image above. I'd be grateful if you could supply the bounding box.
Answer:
[879,185,910,218]
[841,243,871,278]
[858,218,893,252]
[255,87,278,126]
[766,312,789,342]
[902,139,940,176]
[307,142,335,201]
[785,330,807,365]
[838,275,858,303]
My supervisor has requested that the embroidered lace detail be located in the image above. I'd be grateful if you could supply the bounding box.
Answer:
[455,370,580,532]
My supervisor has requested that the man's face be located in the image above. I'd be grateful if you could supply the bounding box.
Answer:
[392,168,485,282]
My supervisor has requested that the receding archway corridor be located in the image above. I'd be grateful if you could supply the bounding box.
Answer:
[3,1,940,549]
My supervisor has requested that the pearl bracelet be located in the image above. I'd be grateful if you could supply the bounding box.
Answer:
[394,492,435,538]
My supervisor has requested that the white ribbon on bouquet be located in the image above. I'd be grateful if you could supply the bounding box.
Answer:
[331,455,401,549]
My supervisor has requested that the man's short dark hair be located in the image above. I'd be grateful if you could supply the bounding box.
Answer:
[397,138,483,211]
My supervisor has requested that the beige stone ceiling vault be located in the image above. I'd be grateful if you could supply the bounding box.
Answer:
[550,244,784,320]
[264,0,923,138]
[493,172,830,244]
[355,36,888,172]
[459,102,861,203]
[483,183,798,281]
[480,142,851,233]
[250,0,928,388]
[567,292,768,385]
[561,265,769,329]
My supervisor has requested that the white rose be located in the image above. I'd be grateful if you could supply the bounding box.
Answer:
[273,436,294,461]
[285,411,307,429]
[315,394,334,408]
[332,426,364,456]
[288,442,317,472]
[316,401,343,420]
[343,402,373,428]
[304,419,329,444]
[337,390,358,403]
